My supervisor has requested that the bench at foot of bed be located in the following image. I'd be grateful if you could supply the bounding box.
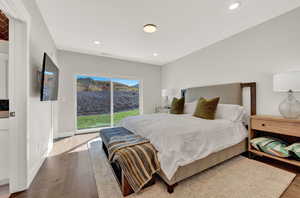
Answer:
[100,128,156,196]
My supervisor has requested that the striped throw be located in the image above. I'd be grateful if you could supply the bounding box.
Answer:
[108,135,160,192]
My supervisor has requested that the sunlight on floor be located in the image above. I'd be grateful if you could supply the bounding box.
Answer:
[50,133,99,156]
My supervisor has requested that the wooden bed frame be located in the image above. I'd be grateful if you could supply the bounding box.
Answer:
[101,82,257,196]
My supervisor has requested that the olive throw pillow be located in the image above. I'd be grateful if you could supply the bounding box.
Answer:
[250,137,290,158]
[170,97,185,114]
[285,143,300,160]
[193,97,220,120]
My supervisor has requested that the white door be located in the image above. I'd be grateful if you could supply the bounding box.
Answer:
[0,53,9,185]
[0,1,31,193]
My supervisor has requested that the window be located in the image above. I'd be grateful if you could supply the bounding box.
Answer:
[76,75,140,130]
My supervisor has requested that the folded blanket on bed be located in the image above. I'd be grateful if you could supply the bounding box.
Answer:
[108,134,160,192]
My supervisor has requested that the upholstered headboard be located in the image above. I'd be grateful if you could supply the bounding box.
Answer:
[184,83,242,105]
[182,82,256,115]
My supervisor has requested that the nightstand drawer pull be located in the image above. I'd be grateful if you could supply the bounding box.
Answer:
[261,124,265,126]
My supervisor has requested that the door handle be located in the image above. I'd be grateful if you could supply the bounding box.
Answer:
[10,112,16,117]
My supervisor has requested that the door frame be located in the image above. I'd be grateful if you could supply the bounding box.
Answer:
[0,0,31,193]
[74,73,143,134]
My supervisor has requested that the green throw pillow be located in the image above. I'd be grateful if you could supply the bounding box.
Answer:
[170,97,185,114]
[193,97,220,120]
[285,143,300,160]
[250,137,290,158]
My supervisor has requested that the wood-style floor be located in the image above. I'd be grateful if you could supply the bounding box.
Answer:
[11,133,99,198]
[0,184,9,198]
[11,133,300,198]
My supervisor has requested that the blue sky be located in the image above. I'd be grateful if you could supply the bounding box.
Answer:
[77,75,139,86]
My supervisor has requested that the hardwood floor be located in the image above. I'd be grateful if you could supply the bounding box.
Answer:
[11,133,300,198]
[0,184,9,198]
[11,133,99,198]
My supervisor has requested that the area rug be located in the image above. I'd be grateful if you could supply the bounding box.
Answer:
[88,139,296,198]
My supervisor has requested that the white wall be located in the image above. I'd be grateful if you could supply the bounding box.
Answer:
[0,40,8,54]
[57,50,161,136]
[162,7,300,116]
[21,0,57,185]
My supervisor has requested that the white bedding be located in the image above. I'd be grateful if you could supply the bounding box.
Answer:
[118,113,247,180]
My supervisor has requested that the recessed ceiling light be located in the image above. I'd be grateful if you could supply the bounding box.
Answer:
[153,53,158,57]
[229,2,241,10]
[94,41,100,45]
[143,24,157,33]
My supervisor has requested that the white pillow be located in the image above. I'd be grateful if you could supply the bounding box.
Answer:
[183,101,197,114]
[215,104,248,122]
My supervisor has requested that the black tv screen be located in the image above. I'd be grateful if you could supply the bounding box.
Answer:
[40,53,59,101]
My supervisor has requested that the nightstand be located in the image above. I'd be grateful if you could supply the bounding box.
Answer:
[249,115,300,167]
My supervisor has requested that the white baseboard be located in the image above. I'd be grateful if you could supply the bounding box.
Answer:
[0,178,8,186]
[75,128,102,134]
[54,131,74,139]
[27,158,44,187]
[54,129,102,139]
[27,142,53,187]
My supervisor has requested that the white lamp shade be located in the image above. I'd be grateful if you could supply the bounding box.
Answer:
[273,71,300,92]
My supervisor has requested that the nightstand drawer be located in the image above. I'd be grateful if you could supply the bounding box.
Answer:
[251,119,300,137]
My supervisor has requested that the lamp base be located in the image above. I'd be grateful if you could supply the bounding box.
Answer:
[279,91,300,119]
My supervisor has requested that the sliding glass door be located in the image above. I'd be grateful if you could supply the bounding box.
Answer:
[112,78,140,126]
[76,75,140,130]
[77,76,111,129]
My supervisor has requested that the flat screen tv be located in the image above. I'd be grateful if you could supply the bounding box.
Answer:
[40,53,59,101]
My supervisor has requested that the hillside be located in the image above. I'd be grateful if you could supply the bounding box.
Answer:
[77,78,139,116]
[77,77,139,92]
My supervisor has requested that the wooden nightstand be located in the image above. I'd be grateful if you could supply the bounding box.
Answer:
[249,115,300,167]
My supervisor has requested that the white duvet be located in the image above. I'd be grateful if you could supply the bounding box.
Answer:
[118,113,247,180]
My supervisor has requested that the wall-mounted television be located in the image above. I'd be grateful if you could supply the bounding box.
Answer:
[40,53,59,101]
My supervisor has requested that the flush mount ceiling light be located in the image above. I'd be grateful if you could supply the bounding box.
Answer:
[94,41,101,45]
[143,24,157,33]
[229,2,241,10]
[153,53,158,57]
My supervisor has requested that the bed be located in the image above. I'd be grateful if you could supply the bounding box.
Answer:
[102,82,256,194]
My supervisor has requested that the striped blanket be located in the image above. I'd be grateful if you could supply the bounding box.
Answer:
[108,134,160,192]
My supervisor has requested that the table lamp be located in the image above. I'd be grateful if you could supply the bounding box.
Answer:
[273,71,300,119]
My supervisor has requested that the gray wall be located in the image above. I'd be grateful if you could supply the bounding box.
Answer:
[0,41,8,54]
[22,0,57,182]
[162,7,300,115]
[57,50,161,135]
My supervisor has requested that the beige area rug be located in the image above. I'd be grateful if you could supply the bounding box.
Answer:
[88,139,296,198]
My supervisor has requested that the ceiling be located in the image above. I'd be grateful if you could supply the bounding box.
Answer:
[36,0,300,66]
